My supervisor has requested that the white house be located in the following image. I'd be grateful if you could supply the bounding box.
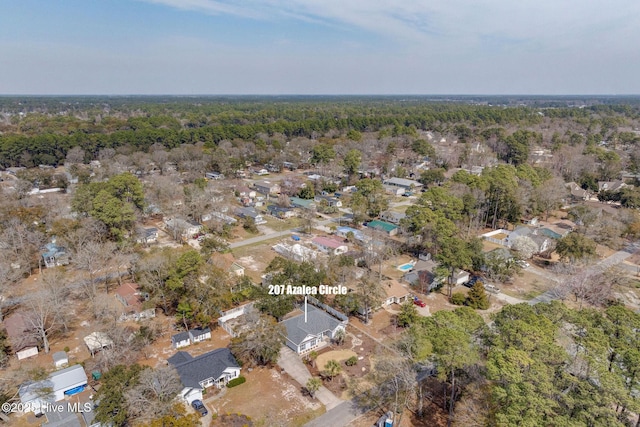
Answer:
[164,218,203,239]
[169,349,241,404]
[383,177,423,191]
[380,211,407,225]
[312,236,348,255]
[188,327,212,344]
[171,332,191,349]
[19,365,88,414]
[281,305,348,354]
[381,280,412,307]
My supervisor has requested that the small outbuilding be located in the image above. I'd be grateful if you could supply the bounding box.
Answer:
[52,351,68,369]
[83,332,114,356]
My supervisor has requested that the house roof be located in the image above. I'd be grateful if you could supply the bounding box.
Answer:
[312,236,347,249]
[3,312,38,351]
[189,327,211,338]
[366,220,398,233]
[281,306,343,346]
[20,365,87,402]
[83,332,114,352]
[115,282,142,310]
[383,177,423,188]
[52,351,67,363]
[171,331,190,343]
[384,280,410,299]
[289,197,315,208]
[168,348,240,389]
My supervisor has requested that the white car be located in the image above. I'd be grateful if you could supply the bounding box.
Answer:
[516,260,530,268]
[484,283,501,294]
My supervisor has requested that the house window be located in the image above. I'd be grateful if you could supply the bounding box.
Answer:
[200,378,214,388]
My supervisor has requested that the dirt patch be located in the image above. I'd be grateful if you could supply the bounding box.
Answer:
[211,367,323,427]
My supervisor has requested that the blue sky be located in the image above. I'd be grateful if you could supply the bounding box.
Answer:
[1,0,639,94]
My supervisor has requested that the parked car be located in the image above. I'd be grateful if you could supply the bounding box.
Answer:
[463,275,482,288]
[516,260,530,268]
[413,298,426,307]
[484,283,501,294]
[191,399,208,417]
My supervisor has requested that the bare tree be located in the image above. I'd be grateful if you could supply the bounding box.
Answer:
[73,240,116,315]
[125,366,182,423]
[23,291,61,353]
[511,235,539,259]
[354,272,386,324]
[40,269,73,333]
[66,146,86,164]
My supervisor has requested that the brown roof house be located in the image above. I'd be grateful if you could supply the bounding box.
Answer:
[381,280,412,307]
[4,312,39,360]
[115,282,155,322]
[210,253,245,277]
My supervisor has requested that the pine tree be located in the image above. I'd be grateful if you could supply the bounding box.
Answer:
[466,282,489,310]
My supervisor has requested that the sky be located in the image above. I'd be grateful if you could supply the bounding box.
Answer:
[1,0,639,95]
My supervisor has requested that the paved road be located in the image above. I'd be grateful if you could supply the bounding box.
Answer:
[228,217,345,249]
[304,399,369,427]
[277,346,343,410]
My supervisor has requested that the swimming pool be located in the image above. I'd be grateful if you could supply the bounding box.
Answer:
[397,263,414,272]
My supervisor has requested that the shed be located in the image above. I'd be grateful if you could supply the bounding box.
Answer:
[171,331,191,349]
[83,332,114,356]
[52,351,68,369]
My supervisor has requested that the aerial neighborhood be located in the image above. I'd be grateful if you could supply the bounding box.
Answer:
[1,97,640,427]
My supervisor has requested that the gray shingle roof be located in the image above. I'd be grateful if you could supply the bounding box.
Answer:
[168,348,240,389]
[281,306,342,346]
[171,331,190,344]
[189,327,211,339]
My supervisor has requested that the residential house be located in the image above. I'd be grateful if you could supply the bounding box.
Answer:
[598,180,627,193]
[254,180,280,195]
[202,211,237,225]
[267,204,297,219]
[366,220,399,236]
[289,196,316,210]
[383,177,423,191]
[451,269,471,286]
[171,332,191,349]
[210,252,245,277]
[383,184,405,196]
[281,305,347,354]
[236,185,257,199]
[566,182,591,202]
[115,282,155,322]
[314,195,342,208]
[136,227,158,244]
[41,242,69,268]
[505,226,534,247]
[235,207,266,224]
[380,210,407,225]
[335,226,367,242]
[165,217,203,239]
[312,236,348,255]
[403,259,442,293]
[169,348,241,404]
[381,280,412,307]
[4,312,39,360]
[188,327,212,344]
[19,365,88,414]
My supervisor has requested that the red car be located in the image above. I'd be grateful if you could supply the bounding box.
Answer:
[413,299,426,307]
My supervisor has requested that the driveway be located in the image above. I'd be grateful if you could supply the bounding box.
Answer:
[304,399,368,427]
[277,346,343,410]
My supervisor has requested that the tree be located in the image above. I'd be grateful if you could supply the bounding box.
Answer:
[466,282,489,310]
[436,236,473,299]
[310,143,336,167]
[556,232,597,264]
[125,366,182,424]
[146,403,201,427]
[175,300,194,331]
[343,149,362,178]
[397,301,419,327]
[306,377,322,399]
[95,364,144,427]
[322,359,342,382]
[23,290,61,353]
[230,311,284,366]
[354,273,385,324]
[511,235,539,259]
